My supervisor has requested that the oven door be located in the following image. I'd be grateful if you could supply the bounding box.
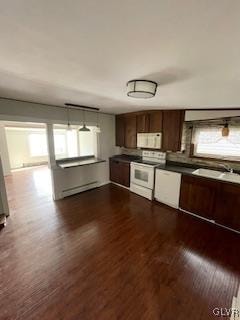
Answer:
[130,163,154,189]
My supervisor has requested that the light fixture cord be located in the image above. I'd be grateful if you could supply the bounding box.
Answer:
[67,106,70,127]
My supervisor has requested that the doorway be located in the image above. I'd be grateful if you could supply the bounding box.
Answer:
[0,121,52,219]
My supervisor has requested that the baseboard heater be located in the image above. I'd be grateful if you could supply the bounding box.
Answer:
[62,181,99,198]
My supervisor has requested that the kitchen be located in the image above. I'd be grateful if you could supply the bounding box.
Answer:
[0,1,240,319]
[110,109,240,233]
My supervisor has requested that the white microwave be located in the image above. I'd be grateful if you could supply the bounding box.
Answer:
[137,132,162,149]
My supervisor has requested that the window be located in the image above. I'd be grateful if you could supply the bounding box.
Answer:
[53,125,97,160]
[192,126,240,161]
[54,133,67,156]
[29,133,48,157]
[79,131,95,156]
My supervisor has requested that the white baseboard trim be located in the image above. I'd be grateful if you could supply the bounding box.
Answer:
[179,208,214,223]
[110,181,130,190]
[62,181,99,198]
[98,181,111,187]
[179,208,240,234]
[61,180,111,198]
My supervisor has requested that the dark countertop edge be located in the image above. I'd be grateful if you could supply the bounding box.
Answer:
[155,164,194,175]
[58,158,106,169]
[57,155,95,164]
[110,154,141,163]
[155,162,240,186]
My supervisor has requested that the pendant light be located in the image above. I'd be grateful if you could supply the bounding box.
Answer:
[222,120,229,137]
[95,111,101,133]
[79,110,90,132]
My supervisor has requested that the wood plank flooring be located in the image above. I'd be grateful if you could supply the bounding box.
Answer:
[0,166,239,320]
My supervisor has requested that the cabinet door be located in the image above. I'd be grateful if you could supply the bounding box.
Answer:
[214,183,240,231]
[121,162,130,187]
[124,114,137,148]
[162,110,185,152]
[109,159,130,187]
[137,113,149,133]
[149,111,162,132]
[179,175,218,220]
[110,159,121,184]
[116,115,125,147]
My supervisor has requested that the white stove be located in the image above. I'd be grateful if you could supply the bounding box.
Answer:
[130,151,166,200]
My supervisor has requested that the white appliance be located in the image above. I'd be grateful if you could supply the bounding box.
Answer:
[154,169,181,208]
[137,133,162,149]
[130,151,166,200]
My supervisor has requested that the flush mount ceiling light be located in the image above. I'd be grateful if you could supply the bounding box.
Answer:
[127,80,158,98]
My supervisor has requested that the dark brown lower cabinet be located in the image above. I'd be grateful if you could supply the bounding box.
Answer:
[214,183,240,231]
[109,158,130,187]
[180,175,240,232]
[180,175,218,220]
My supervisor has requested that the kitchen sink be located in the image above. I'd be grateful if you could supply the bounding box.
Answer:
[219,173,240,184]
[192,168,223,179]
[192,168,240,184]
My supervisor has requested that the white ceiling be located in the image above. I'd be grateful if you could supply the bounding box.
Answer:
[0,0,240,114]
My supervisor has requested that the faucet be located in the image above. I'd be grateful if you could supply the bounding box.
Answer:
[220,163,234,174]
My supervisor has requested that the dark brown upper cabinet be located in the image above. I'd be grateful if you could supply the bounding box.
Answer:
[162,110,185,152]
[136,111,163,133]
[137,113,149,133]
[124,114,137,148]
[116,115,125,147]
[115,110,184,150]
[148,111,163,132]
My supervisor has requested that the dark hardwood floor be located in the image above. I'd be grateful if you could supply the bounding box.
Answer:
[0,166,239,320]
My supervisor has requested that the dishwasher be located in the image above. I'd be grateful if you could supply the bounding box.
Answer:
[154,169,182,209]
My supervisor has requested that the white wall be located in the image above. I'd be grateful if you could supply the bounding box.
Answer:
[0,98,117,200]
[0,124,11,175]
[5,128,48,169]
[185,110,240,121]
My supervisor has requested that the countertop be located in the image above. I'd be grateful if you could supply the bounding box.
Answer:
[110,154,240,185]
[110,154,141,163]
[57,157,105,169]
[110,154,240,184]
[156,161,240,185]
[156,163,195,175]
